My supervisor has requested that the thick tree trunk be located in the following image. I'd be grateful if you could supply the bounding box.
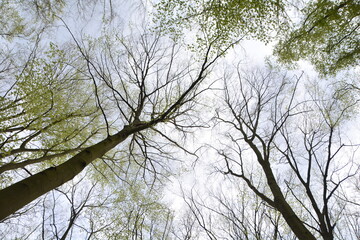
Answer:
[0,123,149,221]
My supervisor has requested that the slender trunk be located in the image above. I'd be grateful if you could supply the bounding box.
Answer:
[0,123,149,221]
[59,214,77,240]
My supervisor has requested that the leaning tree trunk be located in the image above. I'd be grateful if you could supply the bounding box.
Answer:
[0,123,150,221]
[260,160,317,240]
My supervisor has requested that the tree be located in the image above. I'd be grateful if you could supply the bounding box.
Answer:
[0,23,231,220]
[211,65,360,239]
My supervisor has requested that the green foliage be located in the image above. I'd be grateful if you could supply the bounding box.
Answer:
[155,0,359,74]
[154,0,289,51]
[0,0,66,40]
[26,0,66,21]
[307,74,360,127]
[77,153,174,239]
[0,1,25,39]
[0,43,101,173]
[100,181,173,239]
[275,0,360,75]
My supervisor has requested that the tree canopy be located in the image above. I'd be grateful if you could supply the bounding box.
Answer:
[156,0,360,74]
[275,0,360,74]
[155,0,289,50]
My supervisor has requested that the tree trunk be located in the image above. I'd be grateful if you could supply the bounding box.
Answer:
[261,161,317,240]
[0,123,149,221]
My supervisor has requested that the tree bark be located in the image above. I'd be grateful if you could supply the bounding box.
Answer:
[0,123,149,221]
